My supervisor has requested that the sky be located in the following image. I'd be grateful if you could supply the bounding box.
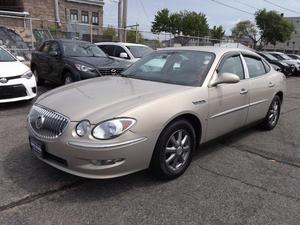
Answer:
[103,0,300,35]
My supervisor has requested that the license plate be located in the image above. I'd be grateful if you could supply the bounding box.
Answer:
[29,137,45,158]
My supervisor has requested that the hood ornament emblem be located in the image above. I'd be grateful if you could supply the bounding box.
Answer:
[111,69,117,75]
[35,115,46,129]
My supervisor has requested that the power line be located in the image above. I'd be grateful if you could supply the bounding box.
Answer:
[263,0,300,15]
[138,0,151,23]
[234,0,260,10]
[210,0,254,15]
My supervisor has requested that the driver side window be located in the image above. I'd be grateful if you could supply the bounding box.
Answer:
[219,55,245,80]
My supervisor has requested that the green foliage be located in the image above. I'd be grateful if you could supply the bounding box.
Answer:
[210,25,225,42]
[231,20,259,48]
[255,9,294,46]
[151,8,209,37]
[126,29,143,43]
[103,26,117,40]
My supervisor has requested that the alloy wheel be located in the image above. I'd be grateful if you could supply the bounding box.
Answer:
[164,129,191,172]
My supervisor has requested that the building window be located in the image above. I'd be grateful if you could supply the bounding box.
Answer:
[70,9,78,22]
[81,11,89,24]
[92,12,99,25]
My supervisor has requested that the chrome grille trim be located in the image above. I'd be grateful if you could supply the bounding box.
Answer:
[28,105,70,140]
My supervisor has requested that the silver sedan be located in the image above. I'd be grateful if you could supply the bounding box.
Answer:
[27,47,286,180]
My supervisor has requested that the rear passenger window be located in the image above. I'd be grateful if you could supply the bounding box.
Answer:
[262,60,271,73]
[244,56,267,78]
[219,55,245,80]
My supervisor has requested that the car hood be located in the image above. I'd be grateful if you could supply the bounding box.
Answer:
[69,56,132,69]
[36,77,191,123]
[0,61,30,77]
[282,59,299,65]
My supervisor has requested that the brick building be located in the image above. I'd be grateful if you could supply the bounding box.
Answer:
[0,0,104,45]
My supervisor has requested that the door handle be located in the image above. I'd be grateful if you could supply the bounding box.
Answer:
[268,82,275,88]
[240,88,248,95]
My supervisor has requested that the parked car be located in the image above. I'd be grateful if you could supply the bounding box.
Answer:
[287,54,300,60]
[31,39,131,85]
[0,46,36,103]
[27,47,286,180]
[96,42,153,63]
[258,52,295,76]
[267,51,300,75]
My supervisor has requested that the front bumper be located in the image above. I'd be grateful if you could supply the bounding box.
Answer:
[0,76,37,103]
[27,122,156,179]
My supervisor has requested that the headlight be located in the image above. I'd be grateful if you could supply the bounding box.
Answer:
[76,120,91,137]
[75,64,95,72]
[92,118,136,140]
[21,71,33,79]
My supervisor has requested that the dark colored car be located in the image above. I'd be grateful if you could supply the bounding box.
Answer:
[31,39,131,85]
[258,52,295,76]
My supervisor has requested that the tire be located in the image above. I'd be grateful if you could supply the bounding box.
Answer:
[63,72,75,85]
[149,119,196,180]
[33,68,44,86]
[261,95,281,130]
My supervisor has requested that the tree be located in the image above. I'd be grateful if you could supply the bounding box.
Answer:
[126,28,143,43]
[103,26,117,41]
[151,9,209,37]
[231,20,259,48]
[255,9,294,47]
[210,25,225,43]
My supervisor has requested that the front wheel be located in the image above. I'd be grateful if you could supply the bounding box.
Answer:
[149,119,196,180]
[63,72,75,85]
[261,95,281,130]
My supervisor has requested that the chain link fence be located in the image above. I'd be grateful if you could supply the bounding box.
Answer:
[0,14,237,63]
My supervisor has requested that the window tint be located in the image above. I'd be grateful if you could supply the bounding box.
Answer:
[114,46,128,58]
[262,60,271,73]
[244,56,267,78]
[219,55,244,79]
[99,45,114,56]
[40,42,50,53]
[49,42,60,53]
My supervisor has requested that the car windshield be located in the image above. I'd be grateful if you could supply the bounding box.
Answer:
[122,50,215,86]
[263,53,278,61]
[0,47,16,62]
[126,45,153,58]
[279,54,292,60]
[63,42,107,57]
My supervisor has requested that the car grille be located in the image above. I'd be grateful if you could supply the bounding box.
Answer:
[98,68,124,76]
[28,105,70,140]
[0,84,27,99]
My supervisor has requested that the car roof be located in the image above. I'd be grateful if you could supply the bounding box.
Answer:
[265,51,286,55]
[95,42,148,47]
[157,46,257,56]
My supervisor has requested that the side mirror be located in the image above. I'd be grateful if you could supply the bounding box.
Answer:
[210,72,240,87]
[49,51,59,57]
[120,52,128,59]
[16,56,25,62]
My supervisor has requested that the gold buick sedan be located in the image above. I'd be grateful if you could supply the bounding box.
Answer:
[27,47,286,180]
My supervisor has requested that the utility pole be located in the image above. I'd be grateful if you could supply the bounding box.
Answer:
[118,0,123,41]
[122,0,128,42]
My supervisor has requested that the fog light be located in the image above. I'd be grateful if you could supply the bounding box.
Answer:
[91,158,124,166]
[32,87,37,94]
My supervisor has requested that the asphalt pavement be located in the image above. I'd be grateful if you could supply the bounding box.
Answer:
[0,78,300,225]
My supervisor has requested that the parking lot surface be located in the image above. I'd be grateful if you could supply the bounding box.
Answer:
[1,78,300,225]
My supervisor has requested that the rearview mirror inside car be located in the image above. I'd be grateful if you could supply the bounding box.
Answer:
[210,72,240,87]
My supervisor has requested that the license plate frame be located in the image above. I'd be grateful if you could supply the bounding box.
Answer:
[29,137,45,158]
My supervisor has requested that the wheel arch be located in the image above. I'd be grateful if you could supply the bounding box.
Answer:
[275,91,283,103]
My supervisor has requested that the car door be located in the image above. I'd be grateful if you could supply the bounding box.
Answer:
[242,54,275,124]
[37,42,51,77]
[47,41,63,83]
[206,53,250,141]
